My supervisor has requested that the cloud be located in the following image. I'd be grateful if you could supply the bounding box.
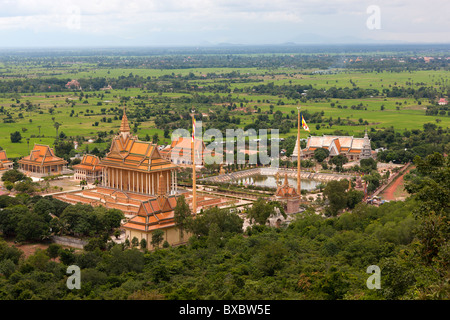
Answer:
[0,0,448,45]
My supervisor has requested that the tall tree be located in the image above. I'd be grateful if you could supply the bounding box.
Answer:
[314,148,330,163]
[173,195,192,240]
[405,153,449,266]
[151,230,164,249]
[330,154,348,172]
[247,198,285,225]
[323,180,349,216]
[53,122,61,138]
[10,131,22,143]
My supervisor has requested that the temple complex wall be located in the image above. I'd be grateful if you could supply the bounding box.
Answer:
[125,226,190,250]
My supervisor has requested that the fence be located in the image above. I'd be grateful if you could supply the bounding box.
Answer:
[52,236,88,249]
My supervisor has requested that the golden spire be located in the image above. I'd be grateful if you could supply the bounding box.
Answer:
[120,106,131,133]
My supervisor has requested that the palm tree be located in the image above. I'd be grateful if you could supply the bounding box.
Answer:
[54,122,61,138]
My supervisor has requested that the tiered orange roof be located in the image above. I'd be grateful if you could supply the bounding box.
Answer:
[73,154,104,172]
[275,174,299,198]
[19,144,67,166]
[0,150,13,171]
[100,109,177,173]
[123,173,179,232]
[304,135,368,155]
[168,137,211,162]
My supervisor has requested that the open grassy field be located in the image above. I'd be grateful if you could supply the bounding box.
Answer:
[1,62,449,159]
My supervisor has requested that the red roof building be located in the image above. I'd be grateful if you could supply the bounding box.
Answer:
[0,150,13,172]
[18,144,67,177]
[73,154,104,183]
[121,172,188,250]
[438,98,448,105]
[65,79,81,90]
[53,107,187,250]
[292,129,373,163]
[162,136,212,167]
[99,108,178,195]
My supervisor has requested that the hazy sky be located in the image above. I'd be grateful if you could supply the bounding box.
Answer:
[0,0,448,47]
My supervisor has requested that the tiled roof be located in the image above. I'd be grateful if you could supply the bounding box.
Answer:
[123,193,180,233]
[304,135,369,154]
[275,174,299,198]
[73,154,104,171]
[0,151,12,171]
[0,150,8,161]
[350,138,365,149]
[19,144,67,165]
[101,134,176,173]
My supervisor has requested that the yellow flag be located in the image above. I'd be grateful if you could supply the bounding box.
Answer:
[301,114,310,132]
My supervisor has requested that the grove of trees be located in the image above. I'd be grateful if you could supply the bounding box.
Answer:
[0,152,447,300]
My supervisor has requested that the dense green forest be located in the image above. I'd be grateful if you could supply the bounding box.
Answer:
[0,153,448,300]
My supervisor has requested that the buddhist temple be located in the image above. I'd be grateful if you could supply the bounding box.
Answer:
[161,136,211,167]
[54,108,245,249]
[122,172,186,249]
[99,108,178,195]
[73,154,104,183]
[18,144,67,177]
[292,130,373,162]
[273,173,300,214]
[54,107,190,249]
[0,150,13,172]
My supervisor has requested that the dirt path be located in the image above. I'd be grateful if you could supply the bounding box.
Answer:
[381,166,413,201]
[6,241,50,259]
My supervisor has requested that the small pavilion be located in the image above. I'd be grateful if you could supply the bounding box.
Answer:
[18,144,67,177]
[73,154,104,183]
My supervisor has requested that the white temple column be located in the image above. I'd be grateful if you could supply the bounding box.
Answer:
[151,173,154,195]
[167,171,169,193]
[156,172,159,193]
[137,172,140,193]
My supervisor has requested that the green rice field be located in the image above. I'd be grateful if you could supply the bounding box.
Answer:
[1,62,449,159]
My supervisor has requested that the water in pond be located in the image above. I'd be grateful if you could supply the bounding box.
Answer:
[232,174,321,191]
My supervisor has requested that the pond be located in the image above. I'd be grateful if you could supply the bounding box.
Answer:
[231,174,322,191]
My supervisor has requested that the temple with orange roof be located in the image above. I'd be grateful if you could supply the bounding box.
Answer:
[53,108,238,249]
[18,144,68,177]
[292,129,373,163]
[99,108,178,195]
[73,154,104,183]
[0,150,13,172]
[122,171,188,249]
[161,136,212,167]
